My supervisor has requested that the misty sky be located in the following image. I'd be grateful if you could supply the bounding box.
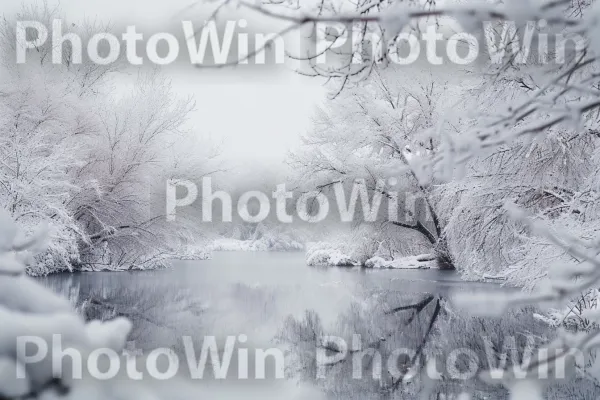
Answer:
[4,0,326,173]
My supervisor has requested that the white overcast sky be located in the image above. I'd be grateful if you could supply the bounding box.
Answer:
[4,0,326,172]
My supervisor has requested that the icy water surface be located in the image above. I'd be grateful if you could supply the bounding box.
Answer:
[37,251,590,399]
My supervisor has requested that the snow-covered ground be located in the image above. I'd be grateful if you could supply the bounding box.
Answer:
[364,254,436,269]
[209,237,304,252]
[305,242,437,269]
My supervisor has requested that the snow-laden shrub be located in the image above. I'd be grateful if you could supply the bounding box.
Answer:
[307,249,355,267]
[305,243,356,266]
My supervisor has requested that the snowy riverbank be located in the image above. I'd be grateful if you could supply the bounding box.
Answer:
[305,242,438,269]
[209,237,304,252]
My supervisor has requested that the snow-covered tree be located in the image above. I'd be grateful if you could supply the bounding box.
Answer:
[290,67,463,267]
[0,5,222,274]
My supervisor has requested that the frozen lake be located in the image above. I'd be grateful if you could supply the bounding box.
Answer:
[36,251,502,345]
[36,251,574,399]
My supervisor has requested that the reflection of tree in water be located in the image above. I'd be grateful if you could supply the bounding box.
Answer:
[278,291,441,399]
[42,275,288,352]
[432,305,600,400]
[74,284,206,352]
[278,291,600,399]
[36,274,82,309]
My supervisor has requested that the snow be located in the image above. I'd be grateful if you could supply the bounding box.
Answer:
[210,237,304,252]
[168,247,212,261]
[3,1,600,398]
[587,2,600,57]
[305,240,438,269]
[84,318,132,352]
[364,254,437,269]
[0,274,72,314]
[0,357,29,398]
[306,248,357,267]
[0,212,18,252]
[380,3,410,38]
[305,245,440,268]
[507,379,543,400]
[305,242,358,266]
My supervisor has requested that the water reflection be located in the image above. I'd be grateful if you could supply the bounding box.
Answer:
[36,251,599,399]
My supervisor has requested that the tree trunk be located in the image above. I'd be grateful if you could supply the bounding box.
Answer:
[433,236,455,270]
